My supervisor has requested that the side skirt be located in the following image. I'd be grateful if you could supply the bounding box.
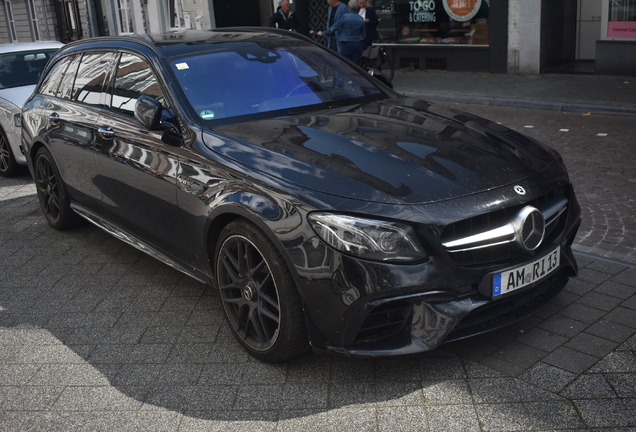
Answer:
[71,203,214,286]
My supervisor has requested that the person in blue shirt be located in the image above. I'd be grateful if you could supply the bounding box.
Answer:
[319,0,366,65]
[323,0,348,51]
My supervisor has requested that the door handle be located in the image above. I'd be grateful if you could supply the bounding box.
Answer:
[98,126,115,140]
[49,113,60,125]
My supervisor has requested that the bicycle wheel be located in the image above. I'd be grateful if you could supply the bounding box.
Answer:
[381,50,394,82]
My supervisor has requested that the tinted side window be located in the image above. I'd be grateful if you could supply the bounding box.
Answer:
[111,53,165,117]
[40,55,75,96]
[57,54,82,100]
[72,52,116,107]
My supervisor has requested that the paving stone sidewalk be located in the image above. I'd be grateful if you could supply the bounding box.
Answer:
[1,173,636,431]
[392,70,636,115]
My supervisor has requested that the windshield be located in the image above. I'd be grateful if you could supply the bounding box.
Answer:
[171,43,386,122]
[0,49,58,90]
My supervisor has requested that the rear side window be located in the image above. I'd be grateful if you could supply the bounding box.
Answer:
[72,52,116,107]
[56,55,81,99]
[39,55,74,96]
[111,52,165,117]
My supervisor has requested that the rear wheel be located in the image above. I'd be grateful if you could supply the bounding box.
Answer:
[34,147,81,229]
[214,220,308,362]
[0,128,21,177]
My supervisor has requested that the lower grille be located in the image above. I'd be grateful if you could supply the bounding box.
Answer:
[446,272,568,341]
[352,301,413,345]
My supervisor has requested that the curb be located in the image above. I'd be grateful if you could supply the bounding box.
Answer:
[400,91,636,116]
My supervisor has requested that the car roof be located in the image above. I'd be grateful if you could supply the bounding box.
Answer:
[58,28,313,61]
[0,41,64,54]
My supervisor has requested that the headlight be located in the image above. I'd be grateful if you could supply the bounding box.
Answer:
[308,213,426,263]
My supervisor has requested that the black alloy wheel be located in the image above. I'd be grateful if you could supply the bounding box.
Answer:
[0,129,20,177]
[34,147,80,230]
[215,220,308,362]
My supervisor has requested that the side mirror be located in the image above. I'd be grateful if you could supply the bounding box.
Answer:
[135,95,162,130]
[367,69,393,89]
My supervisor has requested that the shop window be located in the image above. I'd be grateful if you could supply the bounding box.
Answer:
[374,0,489,45]
[602,0,636,40]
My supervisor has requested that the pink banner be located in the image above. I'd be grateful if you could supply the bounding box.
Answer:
[608,21,636,38]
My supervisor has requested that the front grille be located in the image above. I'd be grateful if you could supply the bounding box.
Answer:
[352,300,413,345]
[441,185,570,267]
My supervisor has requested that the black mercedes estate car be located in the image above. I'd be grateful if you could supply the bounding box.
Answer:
[22,29,580,362]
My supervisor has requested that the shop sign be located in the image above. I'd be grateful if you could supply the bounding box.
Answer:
[608,21,636,38]
[409,0,436,23]
[442,0,482,22]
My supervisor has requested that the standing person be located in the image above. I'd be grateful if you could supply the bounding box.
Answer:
[319,0,366,65]
[324,0,348,51]
[268,0,299,31]
[358,0,378,47]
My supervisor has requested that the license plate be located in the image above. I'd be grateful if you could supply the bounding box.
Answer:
[493,247,560,297]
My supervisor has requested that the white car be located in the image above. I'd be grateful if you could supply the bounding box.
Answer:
[0,41,62,176]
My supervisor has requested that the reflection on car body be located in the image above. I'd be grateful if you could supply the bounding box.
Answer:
[21,29,580,363]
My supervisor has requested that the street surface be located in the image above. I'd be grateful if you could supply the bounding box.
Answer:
[0,104,635,431]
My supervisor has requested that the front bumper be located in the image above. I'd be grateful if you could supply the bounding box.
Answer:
[287,186,581,357]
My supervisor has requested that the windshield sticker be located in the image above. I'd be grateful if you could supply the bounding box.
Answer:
[175,63,189,70]
[200,110,216,120]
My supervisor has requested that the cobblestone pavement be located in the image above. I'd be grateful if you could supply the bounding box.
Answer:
[1,107,635,431]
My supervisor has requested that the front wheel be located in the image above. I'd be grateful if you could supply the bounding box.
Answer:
[214,220,308,362]
[34,147,81,230]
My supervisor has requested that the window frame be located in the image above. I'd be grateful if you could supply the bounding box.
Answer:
[26,0,41,41]
[4,1,18,42]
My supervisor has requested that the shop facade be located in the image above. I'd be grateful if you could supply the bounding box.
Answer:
[2,0,634,76]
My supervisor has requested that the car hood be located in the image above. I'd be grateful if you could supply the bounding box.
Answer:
[0,85,36,109]
[203,97,558,205]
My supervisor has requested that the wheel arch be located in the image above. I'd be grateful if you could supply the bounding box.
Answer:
[204,196,305,290]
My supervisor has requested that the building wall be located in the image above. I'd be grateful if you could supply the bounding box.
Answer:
[0,0,78,44]
[34,0,58,40]
[508,0,541,74]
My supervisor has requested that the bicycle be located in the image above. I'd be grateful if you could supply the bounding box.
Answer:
[359,45,394,82]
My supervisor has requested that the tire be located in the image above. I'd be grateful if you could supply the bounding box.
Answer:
[0,128,21,177]
[34,147,81,230]
[214,220,308,362]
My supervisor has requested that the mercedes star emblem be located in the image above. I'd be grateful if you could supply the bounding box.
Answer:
[514,185,526,195]
[512,206,545,251]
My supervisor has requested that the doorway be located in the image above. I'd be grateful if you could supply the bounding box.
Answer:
[55,0,83,42]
